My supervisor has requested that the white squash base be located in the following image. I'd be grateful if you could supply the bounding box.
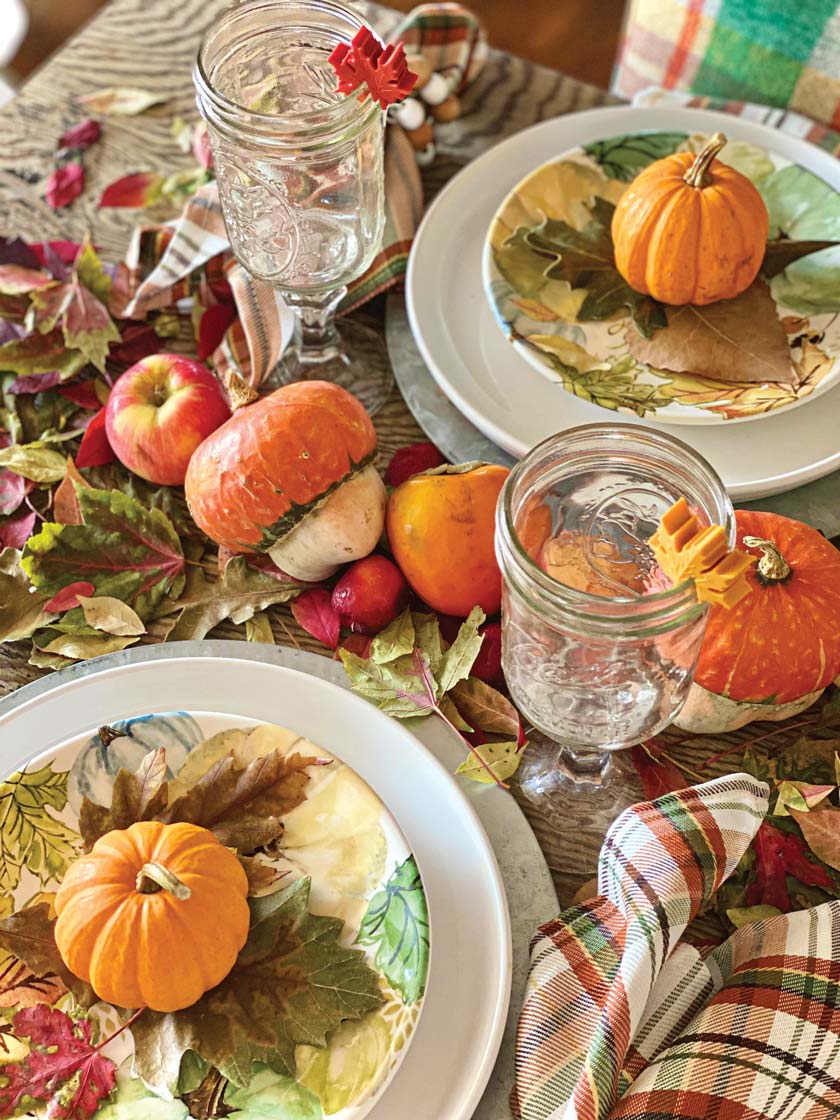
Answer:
[674,681,825,734]
[268,464,387,583]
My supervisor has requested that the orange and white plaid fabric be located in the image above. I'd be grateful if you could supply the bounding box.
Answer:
[514,774,840,1120]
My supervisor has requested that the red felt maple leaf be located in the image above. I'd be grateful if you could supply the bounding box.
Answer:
[329,28,418,109]
[0,1004,118,1119]
[745,821,835,911]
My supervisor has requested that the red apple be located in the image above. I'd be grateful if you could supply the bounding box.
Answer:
[105,354,230,485]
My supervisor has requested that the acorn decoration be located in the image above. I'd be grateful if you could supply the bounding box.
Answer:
[390,53,462,166]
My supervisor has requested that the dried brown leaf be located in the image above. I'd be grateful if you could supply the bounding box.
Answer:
[450,678,520,737]
[0,903,94,1006]
[79,747,169,850]
[627,281,795,385]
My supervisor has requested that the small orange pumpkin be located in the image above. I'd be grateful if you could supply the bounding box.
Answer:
[54,821,249,1012]
[386,463,509,617]
[677,510,840,732]
[611,133,769,306]
[185,381,386,582]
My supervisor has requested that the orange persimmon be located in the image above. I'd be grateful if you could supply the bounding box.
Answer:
[386,463,509,618]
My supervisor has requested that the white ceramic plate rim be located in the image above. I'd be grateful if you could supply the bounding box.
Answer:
[407,105,840,500]
[479,133,839,427]
[0,657,511,1120]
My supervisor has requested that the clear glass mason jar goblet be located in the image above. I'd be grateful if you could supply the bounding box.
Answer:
[195,0,392,414]
[495,424,735,802]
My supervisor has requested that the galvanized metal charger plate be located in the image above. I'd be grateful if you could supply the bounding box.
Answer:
[0,639,557,1120]
[385,295,840,537]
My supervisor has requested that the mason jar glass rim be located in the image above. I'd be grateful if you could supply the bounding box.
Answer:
[496,422,735,632]
[194,0,382,145]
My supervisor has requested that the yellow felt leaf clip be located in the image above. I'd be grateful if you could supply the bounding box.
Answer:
[648,497,752,608]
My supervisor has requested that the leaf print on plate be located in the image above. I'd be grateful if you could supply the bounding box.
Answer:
[225,1065,323,1120]
[67,712,202,812]
[296,1008,392,1113]
[0,763,79,894]
[583,131,687,181]
[356,856,430,1005]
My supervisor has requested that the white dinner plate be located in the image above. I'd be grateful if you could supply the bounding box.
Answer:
[0,657,511,1120]
[406,105,840,500]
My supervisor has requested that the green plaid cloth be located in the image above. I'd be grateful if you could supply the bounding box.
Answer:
[514,775,840,1120]
[613,0,840,130]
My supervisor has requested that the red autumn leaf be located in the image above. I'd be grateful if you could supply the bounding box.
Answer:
[0,236,40,269]
[516,719,527,749]
[31,240,86,269]
[291,588,341,650]
[384,441,446,488]
[197,302,236,360]
[630,740,687,800]
[98,171,163,208]
[108,324,160,365]
[0,1004,117,1119]
[45,580,96,612]
[7,371,64,394]
[0,507,36,550]
[192,122,213,169]
[75,408,116,468]
[744,821,835,911]
[56,381,104,410]
[53,459,90,526]
[0,466,26,516]
[329,29,418,109]
[46,163,85,209]
[0,265,55,295]
[58,119,102,152]
[471,620,503,687]
[336,632,373,659]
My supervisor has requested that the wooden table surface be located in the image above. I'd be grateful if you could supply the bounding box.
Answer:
[1,0,725,911]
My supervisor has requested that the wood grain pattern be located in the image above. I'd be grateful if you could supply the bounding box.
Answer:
[0,0,640,910]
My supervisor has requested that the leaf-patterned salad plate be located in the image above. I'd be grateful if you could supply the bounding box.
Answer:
[0,658,511,1120]
[483,130,840,425]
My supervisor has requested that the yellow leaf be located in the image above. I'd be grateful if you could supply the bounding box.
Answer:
[456,741,522,785]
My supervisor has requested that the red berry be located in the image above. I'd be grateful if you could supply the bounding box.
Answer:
[471,621,503,686]
[331,555,410,634]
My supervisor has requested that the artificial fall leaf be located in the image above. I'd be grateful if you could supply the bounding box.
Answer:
[0,1003,116,1118]
[630,741,687,800]
[75,409,116,467]
[744,821,834,911]
[0,330,87,380]
[23,486,185,621]
[790,807,840,872]
[523,197,667,339]
[455,740,522,785]
[0,265,54,294]
[44,580,95,611]
[383,441,445,488]
[52,459,89,525]
[160,557,301,641]
[329,28,418,109]
[450,677,520,737]
[58,119,102,152]
[627,281,795,385]
[0,548,54,641]
[0,903,93,1005]
[773,780,835,816]
[79,748,168,849]
[130,876,383,1095]
[0,508,35,550]
[45,164,85,209]
[78,86,166,114]
[76,594,145,636]
[290,588,340,650]
[98,172,164,209]
[162,745,322,851]
[62,281,121,371]
[0,442,67,483]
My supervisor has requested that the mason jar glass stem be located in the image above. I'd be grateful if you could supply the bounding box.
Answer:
[285,287,346,363]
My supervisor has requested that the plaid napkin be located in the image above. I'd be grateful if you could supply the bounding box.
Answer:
[116,4,486,389]
[633,86,840,157]
[513,773,840,1120]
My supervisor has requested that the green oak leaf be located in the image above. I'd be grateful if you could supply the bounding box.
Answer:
[582,131,688,181]
[130,876,383,1095]
[455,740,522,785]
[525,197,666,338]
[356,856,429,1005]
[0,765,79,894]
[22,486,185,621]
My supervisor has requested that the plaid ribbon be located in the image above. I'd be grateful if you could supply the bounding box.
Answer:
[116,5,486,388]
[513,773,840,1120]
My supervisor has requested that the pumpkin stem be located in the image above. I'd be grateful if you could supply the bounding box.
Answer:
[742,535,792,584]
[136,861,192,900]
[684,132,727,188]
[223,368,258,412]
